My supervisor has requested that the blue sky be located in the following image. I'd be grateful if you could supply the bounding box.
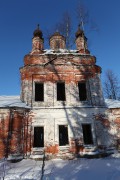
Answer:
[0,0,120,95]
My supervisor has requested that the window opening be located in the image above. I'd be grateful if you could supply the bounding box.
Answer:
[55,40,60,49]
[78,82,87,101]
[33,127,44,147]
[59,125,69,146]
[35,83,44,101]
[57,82,66,101]
[82,124,93,145]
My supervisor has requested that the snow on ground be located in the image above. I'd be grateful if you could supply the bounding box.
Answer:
[0,154,120,180]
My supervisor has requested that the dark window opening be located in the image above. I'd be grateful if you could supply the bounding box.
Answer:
[78,82,87,101]
[35,83,44,101]
[59,125,69,146]
[33,127,44,147]
[57,82,66,101]
[55,40,60,49]
[82,124,93,145]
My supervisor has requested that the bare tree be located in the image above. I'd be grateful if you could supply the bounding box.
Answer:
[44,1,98,49]
[76,1,99,34]
[55,11,73,49]
[76,1,89,30]
[44,11,73,49]
[103,69,120,100]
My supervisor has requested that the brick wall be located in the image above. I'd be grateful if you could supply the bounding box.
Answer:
[0,109,30,159]
[20,53,104,107]
[107,108,120,148]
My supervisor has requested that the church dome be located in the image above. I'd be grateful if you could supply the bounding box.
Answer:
[49,31,66,50]
[33,24,43,39]
[75,25,84,38]
[50,31,65,40]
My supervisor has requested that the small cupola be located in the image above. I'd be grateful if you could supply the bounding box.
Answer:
[31,24,44,54]
[49,31,66,50]
[75,25,89,54]
[33,25,43,39]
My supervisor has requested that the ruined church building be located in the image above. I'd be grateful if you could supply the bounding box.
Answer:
[0,25,120,160]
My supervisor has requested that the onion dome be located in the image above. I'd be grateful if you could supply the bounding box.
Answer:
[50,31,65,40]
[33,24,43,39]
[75,24,84,38]
[52,32,61,36]
[49,31,66,49]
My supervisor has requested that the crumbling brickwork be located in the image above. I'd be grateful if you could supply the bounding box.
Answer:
[20,53,104,108]
[0,25,119,160]
[107,108,120,148]
[0,108,31,159]
[18,25,108,158]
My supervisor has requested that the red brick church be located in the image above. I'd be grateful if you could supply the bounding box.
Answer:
[0,25,120,160]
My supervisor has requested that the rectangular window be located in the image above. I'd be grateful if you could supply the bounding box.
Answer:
[55,40,60,49]
[33,127,44,147]
[35,83,44,101]
[59,125,69,146]
[78,82,87,101]
[57,82,66,101]
[82,124,93,145]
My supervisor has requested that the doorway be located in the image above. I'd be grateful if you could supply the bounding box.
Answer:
[82,124,93,145]
[33,127,44,147]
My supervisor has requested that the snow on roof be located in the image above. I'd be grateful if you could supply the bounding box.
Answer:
[30,49,83,57]
[44,49,77,54]
[43,49,90,56]
[0,96,30,108]
[105,99,120,108]
[0,96,120,109]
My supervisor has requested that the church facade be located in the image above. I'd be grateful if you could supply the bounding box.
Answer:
[0,25,120,160]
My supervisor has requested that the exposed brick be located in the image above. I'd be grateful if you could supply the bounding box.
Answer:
[1,27,119,160]
[45,144,59,154]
